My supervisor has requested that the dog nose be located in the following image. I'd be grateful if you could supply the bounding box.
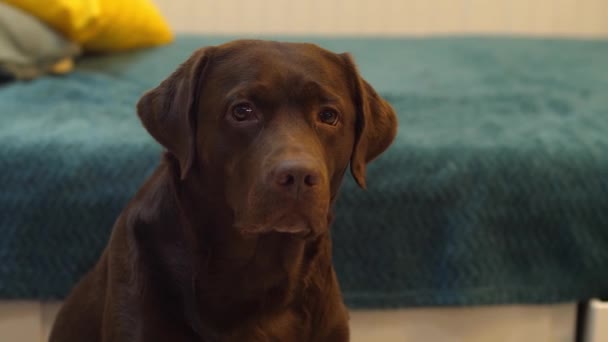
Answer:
[272,160,321,191]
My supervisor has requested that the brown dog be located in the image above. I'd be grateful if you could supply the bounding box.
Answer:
[49,40,397,342]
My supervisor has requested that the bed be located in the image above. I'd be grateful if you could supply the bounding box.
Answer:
[1,35,607,309]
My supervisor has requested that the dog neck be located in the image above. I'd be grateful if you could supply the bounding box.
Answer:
[129,158,332,335]
[179,174,329,324]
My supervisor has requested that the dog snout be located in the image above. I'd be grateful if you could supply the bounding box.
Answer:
[270,159,322,195]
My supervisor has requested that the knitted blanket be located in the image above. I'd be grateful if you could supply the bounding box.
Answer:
[1,36,607,308]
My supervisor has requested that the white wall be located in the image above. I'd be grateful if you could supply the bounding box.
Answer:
[153,0,608,37]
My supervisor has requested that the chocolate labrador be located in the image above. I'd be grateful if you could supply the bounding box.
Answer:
[49,39,397,342]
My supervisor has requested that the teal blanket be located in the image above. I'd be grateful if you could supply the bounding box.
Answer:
[1,36,608,307]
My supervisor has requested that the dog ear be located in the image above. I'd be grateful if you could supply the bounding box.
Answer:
[341,53,398,189]
[136,47,213,180]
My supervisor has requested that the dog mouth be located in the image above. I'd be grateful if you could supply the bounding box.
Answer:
[232,181,331,238]
[234,211,320,238]
[235,215,314,237]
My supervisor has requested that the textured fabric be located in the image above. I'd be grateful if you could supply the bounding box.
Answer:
[1,36,608,308]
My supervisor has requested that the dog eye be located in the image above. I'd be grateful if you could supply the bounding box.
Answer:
[231,103,256,122]
[318,109,339,125]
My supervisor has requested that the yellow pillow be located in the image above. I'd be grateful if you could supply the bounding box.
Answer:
[2,0,173,52]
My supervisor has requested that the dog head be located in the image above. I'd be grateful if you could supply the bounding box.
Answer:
[137,40,397,237]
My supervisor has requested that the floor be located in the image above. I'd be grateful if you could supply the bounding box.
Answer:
[0,301,576,341]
